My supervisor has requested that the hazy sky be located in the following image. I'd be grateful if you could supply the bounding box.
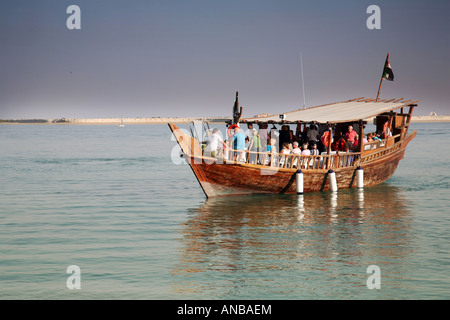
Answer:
[1,0,449,118]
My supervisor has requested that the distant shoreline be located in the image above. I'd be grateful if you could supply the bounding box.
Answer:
[409,116,450,123]
[1,115,450,125]
[0,117,231,125]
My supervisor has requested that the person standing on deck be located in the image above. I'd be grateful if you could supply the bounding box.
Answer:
[244,123,255,148]
[248,129,261,164]
[259,123,269,151]
[279,125,293,152]
[204,128,227,157]
[232,126,246,162]
[345,125,357,150]
[306,124,319,148]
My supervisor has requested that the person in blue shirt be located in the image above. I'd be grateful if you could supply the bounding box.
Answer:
[232,126,246,162]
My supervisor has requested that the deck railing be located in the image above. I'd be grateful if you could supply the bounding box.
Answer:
[215,148,362,170]
[360,141,401,164]
[200,135,405,171]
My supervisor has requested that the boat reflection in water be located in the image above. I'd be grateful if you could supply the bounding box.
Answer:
[171,184,414,299]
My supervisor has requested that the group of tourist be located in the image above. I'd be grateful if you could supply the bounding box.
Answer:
[367,132,383,143]
[203,122,386,162]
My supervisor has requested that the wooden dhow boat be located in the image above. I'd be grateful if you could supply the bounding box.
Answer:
[169,94,418,198]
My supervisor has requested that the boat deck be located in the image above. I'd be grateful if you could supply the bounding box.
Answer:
[198,131,415,173]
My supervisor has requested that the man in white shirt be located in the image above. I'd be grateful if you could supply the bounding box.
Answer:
[244,123,257,148]
[204,128,227,157]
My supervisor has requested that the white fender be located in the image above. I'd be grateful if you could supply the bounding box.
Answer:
[328,169,338,192]
[296,169,304,194]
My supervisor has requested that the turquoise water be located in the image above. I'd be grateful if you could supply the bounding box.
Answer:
[0,123,449,299]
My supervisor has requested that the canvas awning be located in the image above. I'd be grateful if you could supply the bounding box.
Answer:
[241,97,418,124]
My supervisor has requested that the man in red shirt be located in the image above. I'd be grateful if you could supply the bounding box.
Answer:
[345,125,357,150]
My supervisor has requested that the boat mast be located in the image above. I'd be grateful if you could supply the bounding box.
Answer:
[300,53,306,109]
[232,91,242,124]
[376,73,384,102]
[376,53,393,101]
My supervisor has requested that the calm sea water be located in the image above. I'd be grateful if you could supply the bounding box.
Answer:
[0,122,449,300]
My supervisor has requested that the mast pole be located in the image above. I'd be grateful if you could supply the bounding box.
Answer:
[300,53,306,109]
[359,120,364,153]
[376,53,389,101]
[376,77,383,102]
[232,91,242,124]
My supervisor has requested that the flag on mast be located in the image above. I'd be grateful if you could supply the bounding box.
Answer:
[382,53,394,81]
[376,53,394,100]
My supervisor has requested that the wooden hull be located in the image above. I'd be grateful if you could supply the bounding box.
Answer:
[169,123,416,198]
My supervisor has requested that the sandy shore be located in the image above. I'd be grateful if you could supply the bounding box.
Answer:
[66,117,232,125]
[1,115,450,124]
[0,117,231,125]
[410,115,450,123]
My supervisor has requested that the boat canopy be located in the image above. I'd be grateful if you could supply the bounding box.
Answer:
[241,97,418,124]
